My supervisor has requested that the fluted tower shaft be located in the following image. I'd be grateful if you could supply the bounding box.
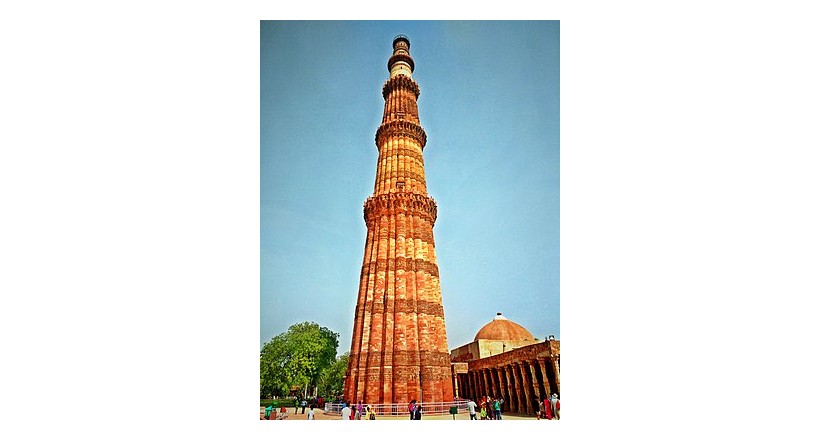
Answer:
[344,35,454,406]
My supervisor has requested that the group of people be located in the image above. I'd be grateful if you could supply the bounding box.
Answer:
[465,396,503,420]
[263,404,316,420]
[407,400,423,420]
[535,393,560,420]
[340,401,376,420]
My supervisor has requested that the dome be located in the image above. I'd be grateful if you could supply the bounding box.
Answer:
[474,313,535,341]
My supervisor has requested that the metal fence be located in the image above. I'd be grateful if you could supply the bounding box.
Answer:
[325,397,469,416]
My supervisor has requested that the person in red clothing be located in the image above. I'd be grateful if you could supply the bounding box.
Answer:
[543,397,553,420]
[408,399,416,420]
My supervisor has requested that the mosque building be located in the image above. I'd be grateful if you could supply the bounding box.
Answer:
[450,313,560,415]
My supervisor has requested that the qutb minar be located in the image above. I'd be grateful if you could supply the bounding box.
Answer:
[344,35,454,406]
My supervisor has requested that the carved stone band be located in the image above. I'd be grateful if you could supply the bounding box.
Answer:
[382,73,419,98]
[375,120,427,149]
[363,192,437,224]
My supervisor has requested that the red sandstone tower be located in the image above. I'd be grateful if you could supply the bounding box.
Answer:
[344,35,454,405]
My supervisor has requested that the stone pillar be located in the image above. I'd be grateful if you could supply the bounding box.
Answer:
[482,369,490,398]
[488,368,498,398]
[498,365,509,412]
[551,356,561,395]
[504,365,513,413]
[453,370,459,399]
[528,361,542,403]
[471,370,478,399]
[519,362,534,415]
[538,359,552,397]
[512,363,524,413]
[494,368,503,399]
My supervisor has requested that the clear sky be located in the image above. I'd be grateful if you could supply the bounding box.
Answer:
[261,20,560,352]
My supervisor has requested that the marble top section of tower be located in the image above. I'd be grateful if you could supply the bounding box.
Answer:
[344,35,454,405]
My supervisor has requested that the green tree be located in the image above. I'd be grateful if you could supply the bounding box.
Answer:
[260,322,339,399]
[318,352,349,398]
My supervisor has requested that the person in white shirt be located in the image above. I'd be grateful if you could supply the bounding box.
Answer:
[466,400,478,420]
[340,403,352,420]
[307,405,315,420]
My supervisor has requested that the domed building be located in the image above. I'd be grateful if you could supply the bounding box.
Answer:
[449,313,560,415]
[451,313,539,362]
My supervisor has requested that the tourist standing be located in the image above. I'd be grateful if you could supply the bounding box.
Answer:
[340,402,351,420]
[467,399,478,420]
[408,399,416,420]
[413,405,422,420]
[301,399,307,414]
[493,398,502,420]
[356,401,363,420]
[543,396,553,420]
[307,405,315,420]
[550,394,558,418]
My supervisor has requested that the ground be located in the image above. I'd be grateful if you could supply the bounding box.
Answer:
[259,407,557,421]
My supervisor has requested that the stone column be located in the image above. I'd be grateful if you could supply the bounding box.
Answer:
[528,361,542,402]
[494,368,503,399]
[551,356,561,395]
[519,362,534,415]
[502,365,515,412]
[512,363,524,413]
[488,368,498,398]
[538,359,552,397]
[482,369,490,398]
[453,370,459,399]
[498,365,509,412]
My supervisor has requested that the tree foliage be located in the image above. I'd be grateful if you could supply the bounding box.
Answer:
[260,322,339,398]
[318,352,349,398]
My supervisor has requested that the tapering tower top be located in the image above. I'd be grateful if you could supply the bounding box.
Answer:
[388,34,414,78]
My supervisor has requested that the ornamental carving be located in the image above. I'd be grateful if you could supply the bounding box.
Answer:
[361,257,440,279]
[358,298,445,320]
[363,193,437,224]
[382,74,420,98]
[375,120,427,149]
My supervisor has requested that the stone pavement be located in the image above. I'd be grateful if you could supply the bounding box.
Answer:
[260,407,556,421]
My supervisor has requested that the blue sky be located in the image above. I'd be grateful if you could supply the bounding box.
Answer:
[261,21,560,352]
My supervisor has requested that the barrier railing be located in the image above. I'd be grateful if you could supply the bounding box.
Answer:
[325,397,469,416]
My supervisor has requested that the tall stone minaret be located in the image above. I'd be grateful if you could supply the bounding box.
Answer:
[344,35,454,406]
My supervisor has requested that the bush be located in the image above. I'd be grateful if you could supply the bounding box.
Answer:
[260,398,298,408]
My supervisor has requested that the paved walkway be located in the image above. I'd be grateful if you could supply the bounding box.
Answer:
[260,407,557,421]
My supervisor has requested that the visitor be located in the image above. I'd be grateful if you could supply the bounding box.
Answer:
[537,396,544,420]
[479,405,487,420]
[340,402,351,420]
[307,405,315,420]
[543,396,553,420]
[356,401,363,420]
[413,404,422,420]
[294,399,299,414]
[554,395,560,420]
[408,399,416,420]
[466,399,478,420]
[493,398,502,420]
[278,406,288,420]
[368,405,376,420]
[550,393,558,419]
[301,399,307,414]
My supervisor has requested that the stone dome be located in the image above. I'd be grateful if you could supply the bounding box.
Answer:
[474,313,535,341]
